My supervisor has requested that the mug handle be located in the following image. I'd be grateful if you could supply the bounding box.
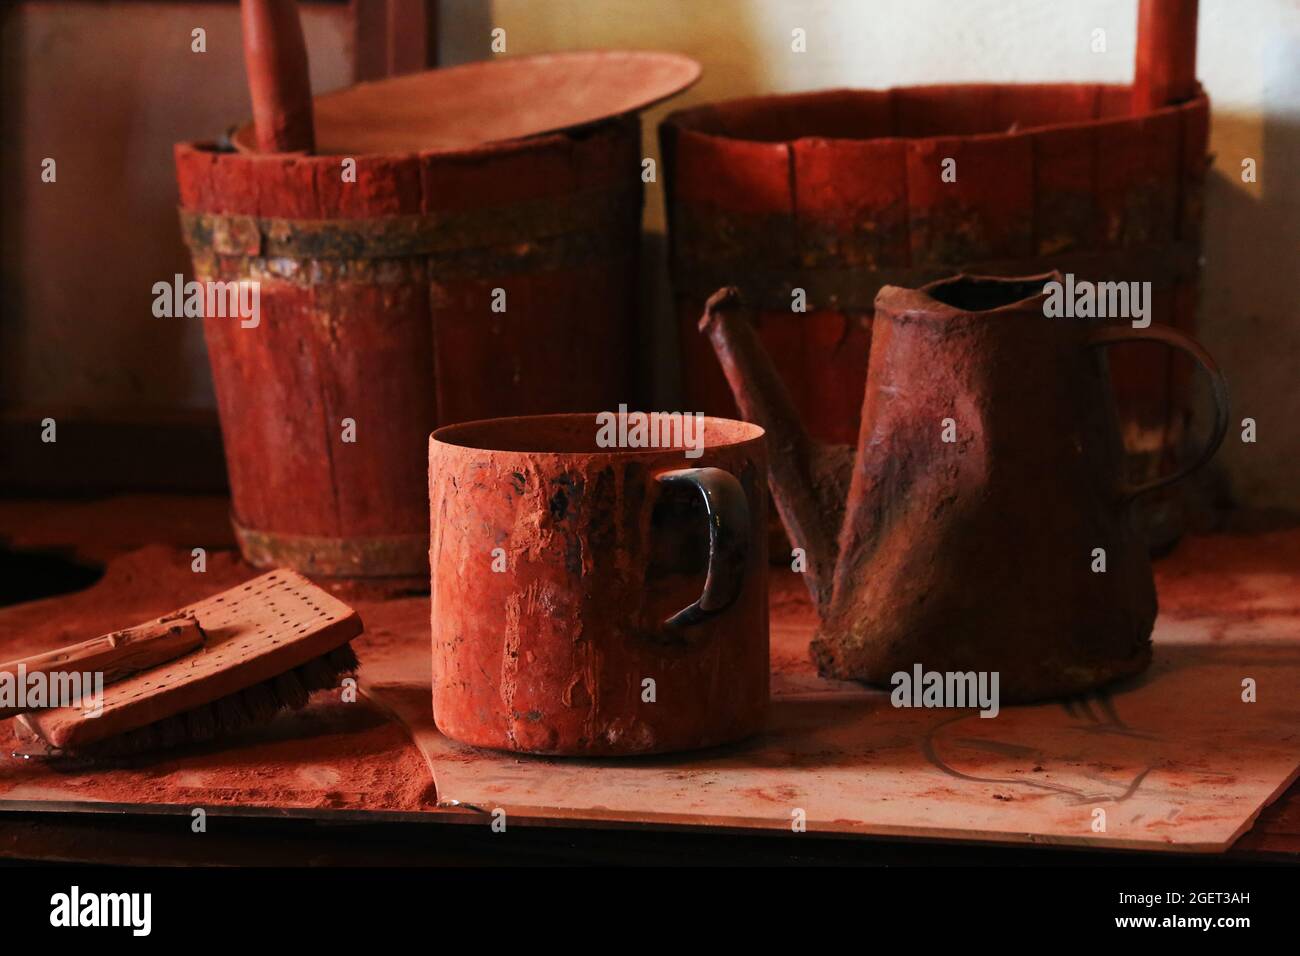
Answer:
[655,467,751,628]
[1088,324,1230,504]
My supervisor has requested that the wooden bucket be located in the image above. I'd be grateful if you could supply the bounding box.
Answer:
[175,120,641,579]
[663,1,1207,546]
[175,36,698,581]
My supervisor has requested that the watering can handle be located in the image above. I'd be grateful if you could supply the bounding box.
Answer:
[1088,324,1229,504]
[655,468,751,629]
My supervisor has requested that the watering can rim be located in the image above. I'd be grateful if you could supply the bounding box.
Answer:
[875,271,1062,320]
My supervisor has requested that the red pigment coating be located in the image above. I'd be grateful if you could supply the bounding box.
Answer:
[175,45,701,580]
[0,547,433,812]
[1133,0,1200,114]
[0,699,432,813]
[1,502,1298,830]
[240,0,315,153]
[428,413,770,756]
[24,570,362,751]
[174,114,643,579]
[701,276,1228,702]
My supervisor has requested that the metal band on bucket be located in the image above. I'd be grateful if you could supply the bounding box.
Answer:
[233,520,429,579]
[179,184,639,260]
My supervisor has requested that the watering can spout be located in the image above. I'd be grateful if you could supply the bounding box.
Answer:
[698,288,851,615]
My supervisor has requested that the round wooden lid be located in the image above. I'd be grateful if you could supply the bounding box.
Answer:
[232,50,700,155]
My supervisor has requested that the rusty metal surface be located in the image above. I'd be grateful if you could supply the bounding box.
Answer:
[700,276,1229,701]
[179,184,638,260]
[233,520,429,579]
[190,223,635,285]
[427,414,769,755]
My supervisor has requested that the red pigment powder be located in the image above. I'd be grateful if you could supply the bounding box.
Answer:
[0,545,436,813]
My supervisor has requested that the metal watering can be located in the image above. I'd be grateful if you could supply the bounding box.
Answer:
[700,274,1228,702]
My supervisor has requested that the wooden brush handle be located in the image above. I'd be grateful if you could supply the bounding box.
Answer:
[0,615,205,719]
[1133,0,1199,113]
[241,0,316,153]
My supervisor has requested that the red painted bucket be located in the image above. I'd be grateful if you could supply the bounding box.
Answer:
[176,50,698,580]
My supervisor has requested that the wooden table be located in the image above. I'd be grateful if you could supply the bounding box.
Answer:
[1,495,1297,864]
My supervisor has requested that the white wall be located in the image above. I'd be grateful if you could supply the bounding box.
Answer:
[442,0,1300,510]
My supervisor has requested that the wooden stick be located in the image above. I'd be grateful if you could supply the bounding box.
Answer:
[0,615,205,719]
[1133,0,1200,113]
[241,0,316,153]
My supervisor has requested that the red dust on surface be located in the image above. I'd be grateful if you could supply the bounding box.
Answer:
[0,542,435,813]
[1,495,1297,824]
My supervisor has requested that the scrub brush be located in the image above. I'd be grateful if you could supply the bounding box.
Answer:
[12,569,361,756]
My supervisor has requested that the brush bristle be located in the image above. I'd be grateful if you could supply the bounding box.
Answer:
[66,642,360,758]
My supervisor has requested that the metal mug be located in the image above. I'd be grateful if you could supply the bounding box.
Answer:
[428,412,768,755]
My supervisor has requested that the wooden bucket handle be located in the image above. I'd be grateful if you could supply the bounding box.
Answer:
[234,0,1194,150]
[1133,0,1200,113]
[241,0,316,153]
